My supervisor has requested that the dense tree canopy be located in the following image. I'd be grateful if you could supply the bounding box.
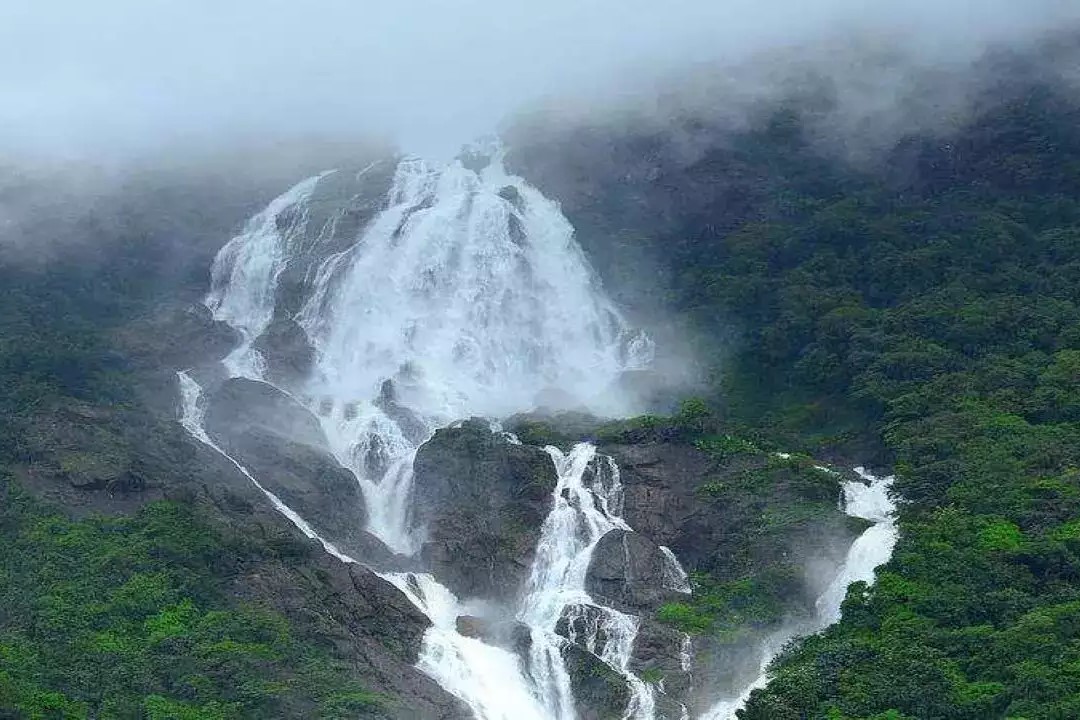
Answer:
[654,75,1080,720]
[512,45,1080,719]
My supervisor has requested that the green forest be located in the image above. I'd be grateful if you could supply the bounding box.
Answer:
[643,80,1080,718]
[0,489,384,719]
[2,40,1080,720]
[0,181,389,718]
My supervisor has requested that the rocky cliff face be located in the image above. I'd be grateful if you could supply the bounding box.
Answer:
[3,150,872,719]
[412,419,556,603]
[11,388,468,719]
[604,439,864,710]
[202,377,395,564]
[29,277,862,719]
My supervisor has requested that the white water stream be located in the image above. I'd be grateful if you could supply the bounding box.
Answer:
[699,468,898,719]
[186,150,898,720]
[188,152,675,719]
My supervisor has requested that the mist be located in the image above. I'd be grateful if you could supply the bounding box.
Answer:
[3,0,1078,166]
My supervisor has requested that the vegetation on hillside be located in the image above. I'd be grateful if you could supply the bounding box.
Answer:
[658,78,1080,720]
[0,179,392,719]
[718,86,1080,720]
[0,482,384,719]
[514,46,1080,719]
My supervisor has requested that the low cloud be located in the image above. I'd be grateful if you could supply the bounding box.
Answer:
[1,1,1077,165]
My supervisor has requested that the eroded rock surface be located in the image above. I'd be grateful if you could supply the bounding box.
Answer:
[203,377,387,562]
[413,418,556,602]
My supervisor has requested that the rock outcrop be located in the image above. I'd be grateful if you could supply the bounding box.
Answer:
[412,419,557,602]
[251,317,316,389]
[13,395,468,720]
[561,641,632,720]
[586,529,681,613]
[203,377,390,563]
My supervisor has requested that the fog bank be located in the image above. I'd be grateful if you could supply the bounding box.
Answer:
[2,0,1078,164]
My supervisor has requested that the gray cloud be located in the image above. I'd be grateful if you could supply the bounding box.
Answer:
[1,0,1078,164]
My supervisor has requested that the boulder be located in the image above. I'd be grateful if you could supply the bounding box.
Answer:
[630,619,694,718]
[252,317,316,389]
[374,379,430,445]
[413,418,557,602]
[555,603,613,652]
[204,377,327,448]
[560,641,631,720]
[455,615,533,654]
[586,529,681,613]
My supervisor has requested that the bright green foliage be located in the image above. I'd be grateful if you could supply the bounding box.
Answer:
[694,434,761,461]
[540,56,1080,719]
[662,84,1080,719]
[0,483,387,719]
[659,573,795,640]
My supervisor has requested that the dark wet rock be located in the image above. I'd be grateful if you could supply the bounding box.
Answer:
[590,440,862,714]
[413,418,557,602]
[555,604,612,652]
[560,641,631,720]
[375,379,430,445]
[606,442,857,584]
[629,619,693,717]
[205,377,327,448]
[203,378,385,562]
[455,615,533,655]
[497,185,524,210]
[555,601,689,717]
[507,212,527,246]
[216,426,388,563]
[14,396,466,719]
[602,442,740,571]
[192,456,467,719]
[458,147,494,173]
[586,529,680,613]
[252,317,316,389]
[454,615,491,640]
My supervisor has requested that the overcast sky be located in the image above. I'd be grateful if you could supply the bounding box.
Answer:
[1,0,1078,162]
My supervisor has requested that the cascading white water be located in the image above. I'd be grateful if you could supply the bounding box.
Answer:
[297,155,651,555]
[518,444,656,720]
[381,572,555,720]
[814,468,898,624]
[196,150,676,720]
[698,468,898,720]
[204,152,651,555]
[659,546,693,594]
[205,172,329,378]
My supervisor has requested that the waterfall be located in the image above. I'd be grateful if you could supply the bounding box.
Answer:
[193,150,678,720]
[698,468,898,719]
[205,172,329,378]
[814,468,898,624]
[518,444,656,720]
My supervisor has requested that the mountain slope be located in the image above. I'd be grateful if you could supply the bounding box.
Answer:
[509,46,1080,720]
